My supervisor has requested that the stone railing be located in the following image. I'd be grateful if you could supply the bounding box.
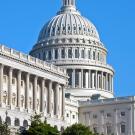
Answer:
[0,45,67,75]
[79,96,135,106]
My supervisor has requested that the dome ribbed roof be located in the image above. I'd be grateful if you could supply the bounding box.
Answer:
[37,0,100,43]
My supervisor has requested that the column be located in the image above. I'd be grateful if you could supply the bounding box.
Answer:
[95,71,98,89]
[41,79,45,112]
[0,64,4,106]
[114,109,118,135]
[79,70,81,88]
[81,69,83,88]
[62,85,65,118]
[8,67,13,107]
[48,80,52,114]
[25,73,29,109]
[72,69,75,88]
[106,73,108,90]
[55,83,59,116]
[101,72,104,90]
[88,70,91,88]
[112,76,113,92]
[109,74,112,91]
[33,76,38,111]
[17,70,21,108]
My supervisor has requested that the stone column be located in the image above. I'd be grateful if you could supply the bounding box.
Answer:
[33,76,38,111]
[62,85,65,118]
[55,83,59,116]
[109,74,111,91]
[95,71,98,89]
[41,79,45,112]
[25,73,29,109]
[114,109,118,135]
[0,64,4,106]
[8,67,13,107]
[81,69,83,88]
[88,70,91,88]
[17,70,21,108]
[101,72,104,90]
[79,70,81,88]
[48,80,52,115]
[112,76,114,92]
[72,69,75,88]
[106,73,108,90]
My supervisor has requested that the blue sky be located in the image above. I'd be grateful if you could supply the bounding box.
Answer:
[0,0,135,97]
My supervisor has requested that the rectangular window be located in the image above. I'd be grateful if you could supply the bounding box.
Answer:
[93,51,96,60]
[121,124,126,133]
[88,50,91,59]
[81,49,85,58]
[48,51,51,60]
[75,70,79,88]
[75,48,79,58]
[72,115,75,119]
[61,48,65,58]
[121,112,125,116]
[107,125,112,134]
[55,49,58,59]
[67,69,72,86]
[107,113,111,117]
[68,48,72,58]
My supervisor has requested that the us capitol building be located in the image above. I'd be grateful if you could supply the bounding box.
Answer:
[0,0,135,135]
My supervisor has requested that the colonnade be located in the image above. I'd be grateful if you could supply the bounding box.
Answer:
[67,69,113,92]
[0,64,65,118]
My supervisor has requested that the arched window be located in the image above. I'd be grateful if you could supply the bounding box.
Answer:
[5,117,11,126]
[14,118,20,126]
[23,120,28,128]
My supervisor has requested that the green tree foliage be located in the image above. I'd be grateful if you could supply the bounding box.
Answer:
[21,114,59,135]
[0,122,10,135]
[62,123,98,135]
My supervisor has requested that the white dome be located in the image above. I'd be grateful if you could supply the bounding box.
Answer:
[37,0,100,43]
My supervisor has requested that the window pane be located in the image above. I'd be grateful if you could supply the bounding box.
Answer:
[55,49,58,59]
[75,49,79,58]
[121,124,126,133]
[61,48,65,58]
[48,51,51,60]
[68,48,72,58]
[81,49,85,58]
